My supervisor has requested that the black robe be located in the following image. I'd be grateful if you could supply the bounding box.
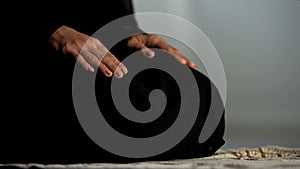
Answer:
[1,0,225,163]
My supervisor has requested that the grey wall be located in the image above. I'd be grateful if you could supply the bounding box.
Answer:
[133,0,300,148]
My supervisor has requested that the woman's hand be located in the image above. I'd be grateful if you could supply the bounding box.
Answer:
[127,34,196,69]
[49,26,196,78]
[49,25,127,78]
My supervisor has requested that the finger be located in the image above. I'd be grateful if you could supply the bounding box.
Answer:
[171,50,188,64]
[162,43,197,68]
[128,37,155,58]
[105,51,128,75]
[101,53,124,78]
[147,35,185,63]
[156,44,187,65]
[76,54,95,72]
[139,34,197,68]
[88,41,127,78]
[99,62,113,77]
[165,47,198,68]
[147,35,187,63]
[187,60,197,69]
[148,35,169,49]
[171,50,197,69]
[87,44,107,60]
[118,63,128,75]
[136,44,155,58]
[65,45,96,72]
[141,47,155,58]
[80,49,102,68]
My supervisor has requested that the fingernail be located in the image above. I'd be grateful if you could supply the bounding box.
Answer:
[121,66,128,74]
[88,67,95,72]
[104,69,112,77]
[146,50,155,58]
[143,49,155,58]
[118,64,128,74]
[181,59,187,64]
[115,70,123,78]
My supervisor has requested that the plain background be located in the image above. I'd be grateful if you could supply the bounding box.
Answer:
[133,0,300,149]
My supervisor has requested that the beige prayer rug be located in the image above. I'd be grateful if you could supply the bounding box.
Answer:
[1,146,300,169]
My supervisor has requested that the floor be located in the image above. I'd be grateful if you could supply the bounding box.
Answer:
[1,146,299,169]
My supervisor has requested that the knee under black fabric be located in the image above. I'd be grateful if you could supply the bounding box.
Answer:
[90,43,226,163]
[0,42,225,164]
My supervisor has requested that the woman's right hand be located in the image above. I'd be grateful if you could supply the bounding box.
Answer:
[49,25,127,78]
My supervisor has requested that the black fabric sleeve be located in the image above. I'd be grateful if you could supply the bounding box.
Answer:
[46,0,144,39]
